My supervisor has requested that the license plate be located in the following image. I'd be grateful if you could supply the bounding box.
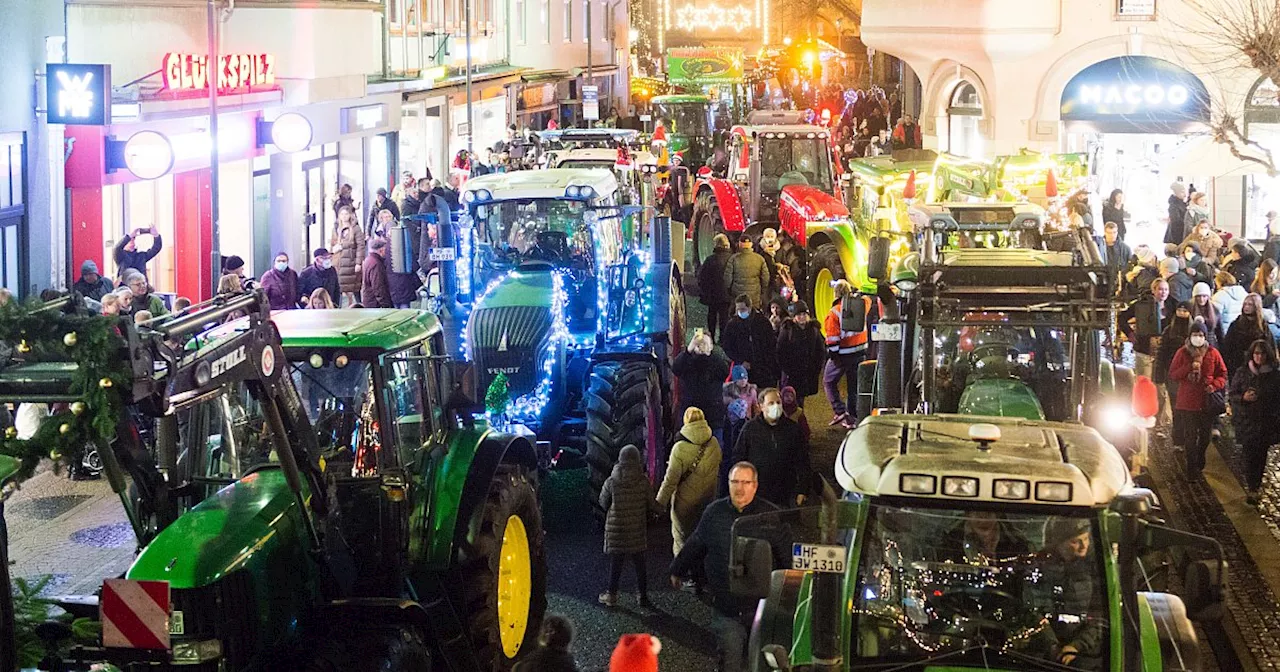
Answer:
[170,610,184,636]
[428,247,456,261]
[792,543,846,573]
[871,322,903,342]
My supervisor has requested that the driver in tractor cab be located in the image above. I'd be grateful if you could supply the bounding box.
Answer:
[1026,517,1106,670]
[941,511,1031,564]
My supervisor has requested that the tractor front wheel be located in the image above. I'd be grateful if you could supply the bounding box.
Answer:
[455,465,547,669]
[585,360,664,498]
[808,243,846,317]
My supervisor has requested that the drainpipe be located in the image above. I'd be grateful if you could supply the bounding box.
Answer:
[382,0,391,78]
[208,0,221,297]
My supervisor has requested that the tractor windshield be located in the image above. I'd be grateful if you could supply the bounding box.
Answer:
[928,316,1071,421]
[653,102,710,138]
[475,199,595,268]
[289,360,382,475]
[853,504,1108,670]
[759,136,834,196]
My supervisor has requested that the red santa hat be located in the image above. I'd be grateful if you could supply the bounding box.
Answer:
[610,633,661,672]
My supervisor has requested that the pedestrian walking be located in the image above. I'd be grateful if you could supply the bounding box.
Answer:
[822,280,872,427]
[732,388,811,507]
[1189,283,1223,347]
[672,331,730,446]
[361,238,394,309]
[298,248,340,308]
[331,205,367,307]
[697,234,733,341]
[1164,257,1194,305]
[1251,259,1280,310]
[1230,339,1280,506]
[332,183,355,219]
[721,294,780,388]
[222,255,257,291]
[1155,304,1192,446]
[1102,190,1129,241]
[776,300,824,405]
[72,260,113,301]
[1168,322,1228,479]
[1223,239,1261,289]
[720,365,758,497]
[367,188,401,233]
[1166,182,1189,246]
[669,462,780,672]
[657,407,722,556]
[599,445,659,608]
[260,252,300,310]
[1181,216,1224,264]
[514,614,580,672]
[391,170,415,206]
[113,226,163,282]
[722,236,769,310]
[1123,246,1160,301]
[1213,270,1248,333]
[1097,222,1131,294]
[780,386,811,444]
[1223,294,1275,375]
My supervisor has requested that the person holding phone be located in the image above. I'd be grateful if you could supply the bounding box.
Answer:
[113,225,163,282]
[1229,339,1280,505]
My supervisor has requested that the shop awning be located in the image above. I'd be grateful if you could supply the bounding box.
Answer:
[521,69,572,83]
[1165,134,1267,178]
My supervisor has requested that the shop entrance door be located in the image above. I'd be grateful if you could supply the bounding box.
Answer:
[303,158,331,257]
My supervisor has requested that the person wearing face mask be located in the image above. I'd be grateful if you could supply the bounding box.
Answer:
[1168,322,1228,479]
[1181,214,1224,264]
[721,294,780,389]
[1154,304,1193,442]
[260,252,301,310]
[299,248,340,308]
[731,388,810,508]
[1178,242,1213,284]
[775,301,825,407]
[1230,340,1280,505]
[1188,284,1223,347]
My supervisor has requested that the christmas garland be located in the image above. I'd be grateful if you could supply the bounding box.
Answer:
[0,299,128,483]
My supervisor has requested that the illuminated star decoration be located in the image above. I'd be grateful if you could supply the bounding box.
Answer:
[674,3,754,31]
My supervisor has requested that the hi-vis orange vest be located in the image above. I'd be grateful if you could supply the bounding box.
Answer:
[824,296,871,354]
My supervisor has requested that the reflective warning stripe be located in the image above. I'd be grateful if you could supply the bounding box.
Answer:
[101,579,170,650]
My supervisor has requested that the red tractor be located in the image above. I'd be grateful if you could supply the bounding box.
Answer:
[689,110,849,299]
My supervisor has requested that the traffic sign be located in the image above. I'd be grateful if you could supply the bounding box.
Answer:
[101,579,171,650]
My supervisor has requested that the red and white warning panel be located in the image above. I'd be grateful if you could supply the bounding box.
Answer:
[101,579,172,650]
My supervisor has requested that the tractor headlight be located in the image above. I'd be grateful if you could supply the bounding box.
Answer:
[565,185,581,198]
[172,639,223,664]
[475,189,493,202]
[1102,404,1132,433]
[899,474,936,495]
[462,190,477,203]
[894,279,917,292]
[333,353,350,369]
[580,186,596,200]
[942,476,979,498]
[993,479,1030,500]
[1035,481,1074,503]
[308,352,325,369]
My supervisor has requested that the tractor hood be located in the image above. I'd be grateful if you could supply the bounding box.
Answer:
[779,184,848,245]
[468,268,558,407]
[958,378,1045,421]
[127,469,308,589]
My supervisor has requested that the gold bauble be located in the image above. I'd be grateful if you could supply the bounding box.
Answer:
[59,424,70,435]
[99,377,113,388]
[70,402,86,416]
[63,332,78,347]
[16,340,30,353]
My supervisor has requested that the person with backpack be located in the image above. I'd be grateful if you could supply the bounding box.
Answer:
[598,445,660,608]
[822,280,874,428]
[657,407,722,557]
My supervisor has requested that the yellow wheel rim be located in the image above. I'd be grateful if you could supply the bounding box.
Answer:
[815,268,835,319]
[497,514,532,658]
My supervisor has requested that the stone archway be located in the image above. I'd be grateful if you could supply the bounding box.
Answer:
[920,61,991,154]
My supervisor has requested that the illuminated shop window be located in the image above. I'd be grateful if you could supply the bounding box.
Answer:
[947,81,984,160]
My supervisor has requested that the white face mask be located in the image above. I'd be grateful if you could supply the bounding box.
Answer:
[737,309,751,320]
[1189,335,1207,348]
[321,258,333,269]
[275,261,289,272]
[764,403,782,421]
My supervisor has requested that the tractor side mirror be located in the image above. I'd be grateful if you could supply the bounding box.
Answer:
[1182,559,1226,621]
[840,295,867,333]
[867,237,890,281]
[729,536,774,599]
[445,361,480,413]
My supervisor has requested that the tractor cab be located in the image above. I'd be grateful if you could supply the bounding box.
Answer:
[727,124,837,227]
[729,415,1224,672]
[538,129,655,204]
[650,94,713,168]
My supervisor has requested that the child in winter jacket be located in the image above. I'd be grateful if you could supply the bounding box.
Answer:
[599,445,660,608]
[513,613,580,672]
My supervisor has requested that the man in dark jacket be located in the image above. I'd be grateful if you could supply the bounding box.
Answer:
[298,248,340,306]
[776,301,825,403]
[669,462,782,672]
[72,260,113,301]
[722,237,770,310]
[1165,182,1189,246]
[399,184,423,221]
[1096,222,1131,295]
[1224,239,1261,288]
[361,238,394,308]
[672,331,731,440]
[113,226,163,282]
[260,252,300,310]
[732,388,810,508]
[698,234,733,341]
[721,295,780,388]
[367,188,401,234]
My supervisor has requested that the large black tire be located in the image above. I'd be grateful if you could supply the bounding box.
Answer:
[691,191,726,276]
[807,242,846,314]
[584,360,664,499]
[298,625,432,672]
[455,465,547,669]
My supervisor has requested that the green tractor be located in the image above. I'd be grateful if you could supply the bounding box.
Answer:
[729,414,1226,671]
[650,94,714,168]
[0,294,545,670]
[453,168,684,497]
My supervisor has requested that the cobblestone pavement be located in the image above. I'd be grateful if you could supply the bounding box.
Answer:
[6,468,135,595]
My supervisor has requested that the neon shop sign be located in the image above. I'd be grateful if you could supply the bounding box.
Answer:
[162,52,277,93]
[1076,83,1189,109]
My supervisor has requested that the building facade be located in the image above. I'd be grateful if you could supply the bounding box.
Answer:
[862,0,1274,245]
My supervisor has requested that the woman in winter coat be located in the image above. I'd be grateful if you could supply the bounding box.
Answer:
[1168,322,1229,479]
[775,300,825,404]
[672,331,730,444]
[598,445,659,608]
[330,205,367,306]
[1224,239,1261,289]
[656,407,722,556]
[1213,270,1248,333]
[1188,284,1223,348]
[1102,189,1129,241]
[1223,294,1275,375]
[1166,182,1190,246]
[1155,304,1193,426]
[1182,194,1215,255]
[1251,259,1280,310]
[1229,339,1280,505]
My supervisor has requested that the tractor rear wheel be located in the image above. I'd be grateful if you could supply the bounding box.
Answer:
[808,242,846,317]
[692,193,725,276]
[584,360,664,499]
[455,465,547,669]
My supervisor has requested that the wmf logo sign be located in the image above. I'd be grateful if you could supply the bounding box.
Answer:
[47,64,111,125]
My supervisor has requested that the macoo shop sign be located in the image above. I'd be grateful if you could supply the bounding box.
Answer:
[162,52,277,93]
[1059,56,1209,127]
